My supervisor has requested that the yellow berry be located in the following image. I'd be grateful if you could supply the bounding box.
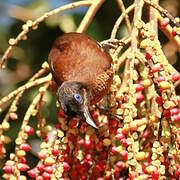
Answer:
[9,38,16,46]
[45,157,55,166]
[103,138,111,146]
[146,165,157,174]
[2,121,10,131]
[17,150,26,158]
[135,152,146,161]
[159,81,171,90]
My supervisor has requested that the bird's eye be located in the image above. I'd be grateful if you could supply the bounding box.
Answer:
[74,93,82,102]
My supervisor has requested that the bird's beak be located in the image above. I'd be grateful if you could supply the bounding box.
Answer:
[83,107,98,129]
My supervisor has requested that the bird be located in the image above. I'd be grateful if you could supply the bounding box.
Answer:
[48,32,113,129]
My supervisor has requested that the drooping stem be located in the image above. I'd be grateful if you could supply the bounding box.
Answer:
[129,0,144,98]
[116,0,132,34]
[144,0,180,27]
[111,4,135,39]
[77,0,105,33]
[149,0,159,33]
[0,74,52,108]
[158,15,180,52]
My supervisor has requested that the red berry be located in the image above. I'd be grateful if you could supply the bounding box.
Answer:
[157,76,165,82]
[143,129,150,138]
[69,118,79,128]
[92,111,99,120]
[172,73,180,82]
[152,171,159,180]
[97,178,103,180]
[20,157,26,163]
[69,169,77,178]
[63,162,70,171]
[96,141,103,151]
[136,84,144,92]
[84,139,92,149]
[163,110,171,118]
[111,146,117,154]
[172,114,180,123]
[3,165,12,174]
[176,168,180,178]
[145,142,150,148]
[151,64,163,73]
[52,148,59,156]
[20,144,31,152]
[116,161,124,171]
[136,93,144,103]
[25,126,34,135]
[160,17,169,29]
[120,138,127,147]
[28,169,38,178]
[42,172,51,180]
[86,154,92,161]
[115,132,125,140]
[77,138,84,146]
[99,151,108,160]
[37,152,47,159]
[96,161,106,171]
[81,175,87,180]
[44,166,54,174]
[18,163,29,171]
[172,27,177,36]
[142,162,149,173]
[120,150,128,161]
[145,52,152,60]
[58,108,65,117]
[55,123,61,129]
[37,163,45,173]
[110,119,118,127]
[170,108,180,115]
[155,96,163,105]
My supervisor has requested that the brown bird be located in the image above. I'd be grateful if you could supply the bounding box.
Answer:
[48,32,113,129]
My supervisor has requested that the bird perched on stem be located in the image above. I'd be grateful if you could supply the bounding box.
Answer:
[48,32,113,129]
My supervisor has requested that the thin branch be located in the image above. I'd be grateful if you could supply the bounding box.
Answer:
[130,0,144,77]
[76,0,104,33]
[144,0,180,27]
[103,148,111,179]
[0,0,92,69]
[0,64,47,134]
[0,74,52,108]
[100,38,126,49]
[149,0,159,33]
[129,0,144,99]
[115,47,131,69]
[111,4,135,39]
[15,83,49,148]
[13,82,49,177]
[158,15,180,52]
[37,91,46,138]
[112,36,131,59]
[116,58,130,97]
[116,0,132,34]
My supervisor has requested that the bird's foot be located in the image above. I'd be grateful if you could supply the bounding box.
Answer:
[95,105,123,122]
[100,39,126,50]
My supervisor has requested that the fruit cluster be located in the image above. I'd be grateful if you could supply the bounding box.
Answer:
[2,19,180,180]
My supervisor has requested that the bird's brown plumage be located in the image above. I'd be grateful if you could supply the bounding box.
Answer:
[48,32,113,104]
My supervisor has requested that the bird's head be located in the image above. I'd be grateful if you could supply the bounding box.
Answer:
[57,81,98,129]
